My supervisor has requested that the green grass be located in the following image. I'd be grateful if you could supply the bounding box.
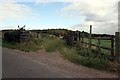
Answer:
[82,38,113,56]
[82,38,112,47]
[2,39,40,52]
[2,36,63,52]
[32,36,64,52]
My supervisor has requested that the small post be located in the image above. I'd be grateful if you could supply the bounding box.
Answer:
[90,25,92,35]
[76,31,80,47]
[98,37,101,53]
[79,31,81,42]
[111,37,114,58]
[79,31,81,48]
[77,31,80,41]
[89,25,92,48]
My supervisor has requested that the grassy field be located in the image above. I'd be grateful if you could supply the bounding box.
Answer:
[82,38,112,47]
[82,38,114,56]
[1,36,119,72]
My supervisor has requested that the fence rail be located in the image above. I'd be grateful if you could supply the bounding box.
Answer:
[81,41,112,50]
[91,37,114,40]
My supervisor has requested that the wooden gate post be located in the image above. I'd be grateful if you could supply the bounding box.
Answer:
[115,32,120,62]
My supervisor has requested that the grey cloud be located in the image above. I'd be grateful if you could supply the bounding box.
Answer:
[93,22,118,34]
[68,21,118,35]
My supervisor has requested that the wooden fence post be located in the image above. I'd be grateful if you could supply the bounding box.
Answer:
[89,25,92,48]
[115,32,120,62]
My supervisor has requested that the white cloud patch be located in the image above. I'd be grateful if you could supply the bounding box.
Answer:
[0,1,35,21]
[60,0,119,34]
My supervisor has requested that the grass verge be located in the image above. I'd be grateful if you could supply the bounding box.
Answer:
[2,39,40,52]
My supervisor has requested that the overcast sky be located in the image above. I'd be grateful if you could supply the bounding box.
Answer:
[0,0,119,35]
